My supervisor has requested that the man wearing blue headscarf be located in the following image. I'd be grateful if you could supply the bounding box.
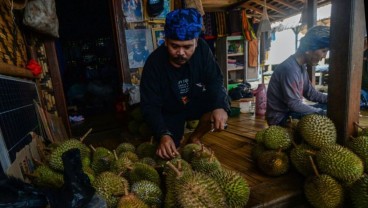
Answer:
[140,8,230,159]
[266,25,330,126]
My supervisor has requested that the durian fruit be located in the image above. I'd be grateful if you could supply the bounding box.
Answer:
[298,114,337,149]
[263,125,291,150]
[349,174,368,208]
[130,106,144,121]
[92,171,129,208]
[117,188,149,208]
[128,162,160,185]
[174,171,227,208]
[304,174,344,208]
[49,139,90,171]
[251,143,267,160]
[32,165,64,188]
[316,144,364,184]
[163,159,193,188]
[191,150,222,174]
[90,146,114,175]
[346,136,368,172]
[180,143,202,162]
[257,150,289,176]
[115,142,136,155]
[138,157,156,167]
[119,151,139,163]
[136,138,157,158]
[289,143,316,177]
[255,128,266,143]
[110,151,133,176]
[131,180,163,207]
[163,188,178,208]
[210,168,250,208]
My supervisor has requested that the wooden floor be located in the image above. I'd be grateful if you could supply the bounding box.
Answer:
[201,113,309,208]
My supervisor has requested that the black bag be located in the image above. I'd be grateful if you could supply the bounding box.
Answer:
[228,82,253,100]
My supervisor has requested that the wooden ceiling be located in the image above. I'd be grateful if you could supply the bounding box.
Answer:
[201,0,331,23]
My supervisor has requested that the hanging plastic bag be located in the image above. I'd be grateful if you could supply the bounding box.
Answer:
[23,0,59,38]
[256,0,271,38]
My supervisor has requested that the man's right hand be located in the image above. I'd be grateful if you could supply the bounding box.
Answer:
[156,135,180,159]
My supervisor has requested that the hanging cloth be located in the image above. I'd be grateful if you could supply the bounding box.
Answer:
[241,10,256,41]
[256,0,271,38]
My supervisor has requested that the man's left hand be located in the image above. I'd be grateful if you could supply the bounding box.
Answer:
[210,108,228,131]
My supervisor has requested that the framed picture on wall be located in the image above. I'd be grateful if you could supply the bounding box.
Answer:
[154,0,173,19]
[122,0,144,22]
[152,27,165,49]
[125,29,154,68]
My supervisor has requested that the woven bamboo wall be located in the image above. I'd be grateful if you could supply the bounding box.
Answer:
[0,0,27,68]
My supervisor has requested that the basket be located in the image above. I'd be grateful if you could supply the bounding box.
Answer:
[0,1,28,68]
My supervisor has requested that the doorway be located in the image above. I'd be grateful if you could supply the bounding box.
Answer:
[55,0,124,139]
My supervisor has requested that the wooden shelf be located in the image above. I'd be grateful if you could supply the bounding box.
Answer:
[228,53,244,56]
[228,67,245,71]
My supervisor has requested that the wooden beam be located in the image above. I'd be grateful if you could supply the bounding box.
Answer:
[246,0,288,15]
[273,0,301,11]
[328,0,365,144]
[0,62,35,78]
[306,0,317,86]
[43,40,72,137]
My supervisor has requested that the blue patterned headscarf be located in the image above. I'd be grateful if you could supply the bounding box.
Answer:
[164,8,202,40]
[299,25,330,52]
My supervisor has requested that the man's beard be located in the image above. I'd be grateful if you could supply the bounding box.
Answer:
[172,56,187,65]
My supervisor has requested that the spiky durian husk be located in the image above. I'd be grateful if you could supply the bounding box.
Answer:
[32,165,64,188]
[297,114,336,149]
[115,142,136,155]
[180,143,202,162]
[131,180,163,207]
[136,142,157,158]
[191,155,222,174]
[255,129,266,144]
[110,157,133,176]
[257,150,289,176]
[251,143,267,160]
[304,174,344,208]
[289,143,316,177]
[128,162,160,185]
[48,139,90,171]
[263,125,292,150]
[138,157,157,167]
[119,151,139,163]
[91,147,114,175]
[175,171,226,208]
[163,158,193,188]
[163,189,179,208]
[92,171,129,208]
[350,174,368,208]
[210,168,250,208]
[117,193,149,208]
[316,144,364,184]
[346,136,368,172]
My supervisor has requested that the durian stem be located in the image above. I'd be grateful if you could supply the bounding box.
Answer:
[166,161,183,178]
[124,187,129,196]
[32,157,43,166]
[354,122,365,130]
[178,160,182,171]
[113,150,118,160]
[309,156,319,177]
[291,140,298,148]
[89,144,96,152]
[80,128,93,142]
[304,150,316,155]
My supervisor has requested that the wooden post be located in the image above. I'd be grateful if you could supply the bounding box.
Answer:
[306,0,317,86]
[328,0,365,144]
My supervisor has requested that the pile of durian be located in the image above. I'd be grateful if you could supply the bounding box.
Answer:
[253,114,368,208]
[28,136,251,208]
